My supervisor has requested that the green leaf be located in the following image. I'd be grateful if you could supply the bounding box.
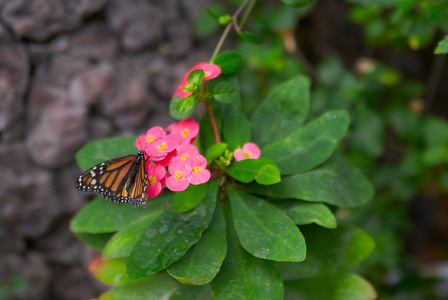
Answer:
[244,154,374,208]
[185,69,205,91]
[103,216,158,260]
[70,197,153,234]
[90,257,132,286]
[213,51,243,75]
[223,111,251,151]
[423,116,448,147]
[281,0,314,8]
[350,105,384,158]
[74,232,115,251]
[205,143,228,165]
[169,284,214,300]
[262,110,350,175]
[272,200,336,228]
[284,273,376,300]
[239,32,264,45]
[173,182,209,213]
[226,158,281,185]
[251,76,310,148]
[277,225,375,278]
[210,75,240,105]
[435,35,448,54]
[98,273,180,300]
[227,186,306,262]
[102,199,169,260]
[210,206,284,299]
[176,95,200,118]
[126,179,219,280]
[388,108,421,145]
[76,136,137,171]
[167,204,227,285]
[170,95,199,120]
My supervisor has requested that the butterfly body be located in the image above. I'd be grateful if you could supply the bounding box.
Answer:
[75,150,148,208]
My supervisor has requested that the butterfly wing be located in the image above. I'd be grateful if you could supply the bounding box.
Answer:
[75,151,148,208]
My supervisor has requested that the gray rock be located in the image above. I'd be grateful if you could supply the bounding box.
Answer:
[0,42,29,132]
[1,0,107,41]
[0,143,62,238]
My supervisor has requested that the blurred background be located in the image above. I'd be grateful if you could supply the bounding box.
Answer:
[1,0,448,299]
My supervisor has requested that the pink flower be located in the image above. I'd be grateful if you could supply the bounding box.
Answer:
[144,134,178,161]
[154,149,177,167]
[145,163,166,198]
[234,142,261,161]
[135,126,167,152]
[187,155,210,185]
[172,62,221,99]
[174,143,199,162]
[168,118,199,144]
[166,159,192,192]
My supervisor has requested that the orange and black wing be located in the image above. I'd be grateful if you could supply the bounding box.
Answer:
[75,151,148,208]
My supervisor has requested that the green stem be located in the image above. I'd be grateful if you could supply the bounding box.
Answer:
[209,0,252,63]
[239,0,257,29]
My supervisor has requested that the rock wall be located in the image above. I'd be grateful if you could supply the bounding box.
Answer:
[0,0,214,299]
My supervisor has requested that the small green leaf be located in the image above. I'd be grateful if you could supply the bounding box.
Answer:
[223,111,251,151]
[168,204,227,285]
[244,154,374,208]
[76,136,137,171]
[227,186,306,262]
[176,95,199,117]
[213,51,243,75]
[281,0,314,8]
[239,32,264,44]
[70,197,152,234]
[98,273,180,300]
[90,257,132,286]
[173,182,209,213]
[205,143,228,165]
[210,206,284,299]
[226,158,281,185]
[435,34,448,54]
[277,225,375,278]
[262,110,350,175]
[284,273,376,300]
[210,83,236,104]
[170,95,199,120]
[184,69,205,92]
[251,76,310,148]
[272,200,337,228]
[126,179,219,280]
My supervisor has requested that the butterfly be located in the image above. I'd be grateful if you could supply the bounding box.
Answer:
[75,150,148,208]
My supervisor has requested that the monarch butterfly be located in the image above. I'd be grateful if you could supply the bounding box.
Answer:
[75,150,148,208]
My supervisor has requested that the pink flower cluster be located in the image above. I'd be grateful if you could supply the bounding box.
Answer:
[135,118,210,197]
[173,62,221,99]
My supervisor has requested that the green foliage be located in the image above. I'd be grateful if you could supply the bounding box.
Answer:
[69,1,397,298]
[435,34,448,54]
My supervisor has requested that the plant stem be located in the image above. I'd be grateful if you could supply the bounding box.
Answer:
[204,98,221,144]
[239,0,257,28]
[209,0,252,63]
